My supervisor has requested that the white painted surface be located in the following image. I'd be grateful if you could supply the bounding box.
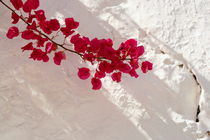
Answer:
[0,0,209,139]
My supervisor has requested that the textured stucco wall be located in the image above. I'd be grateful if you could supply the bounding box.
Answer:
[0,0,209,140]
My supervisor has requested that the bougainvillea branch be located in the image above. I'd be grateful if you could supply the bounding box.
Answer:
[1,0,153,90]
[0,0,82,56]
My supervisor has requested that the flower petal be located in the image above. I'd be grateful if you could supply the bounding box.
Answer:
[78,67,90,80]
[6,26,19,39]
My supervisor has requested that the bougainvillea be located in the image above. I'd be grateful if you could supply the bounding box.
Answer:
[1,0,153,90]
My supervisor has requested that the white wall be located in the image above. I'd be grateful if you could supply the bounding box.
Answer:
[0,0,209,139]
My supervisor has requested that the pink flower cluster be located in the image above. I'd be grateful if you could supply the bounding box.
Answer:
[5,0,153,90]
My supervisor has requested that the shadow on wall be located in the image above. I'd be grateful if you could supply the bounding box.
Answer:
[40,0,197,139]
[113,72,196,140]
[40,0,124,41]
[0,0,198,140]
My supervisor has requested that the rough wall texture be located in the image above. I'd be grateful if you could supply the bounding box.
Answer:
[0,0,209,140]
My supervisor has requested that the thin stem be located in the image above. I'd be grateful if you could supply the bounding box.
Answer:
[51,30,60,40]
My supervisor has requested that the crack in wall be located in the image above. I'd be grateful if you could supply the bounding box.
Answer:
[138,30,203,123]
[196,105,200,122]
[189,69,202,122]
[158,49,202,122]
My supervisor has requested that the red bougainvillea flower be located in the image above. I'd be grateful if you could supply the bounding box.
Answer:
[125,39,137,47]
[49,19,60,31]
[65,18,79,30]
[11,12,19,24]
[89,38,113,56]
[39,20,52,34]
[23,0,39,13]
[94,70,106,79]
[21,42,33,52]
[35,10,46,21]
[60,27,74,37]
[27,21,37,30]
[130,58,139,69]
[70,34,80,44]
[119,63,131,73]
[91,78,102,90]
[6,26,19,39]
[37,37,48,47]
[70,34,89,53]
[28,0,39,10]
[97,39,116,59]
[39,19,60,34]
[111,72,122,83]
[22,2,31,13]
[53,51,66,65]
[61,18,79,37]
[21,30,39,40]
[129,69,139,78]
[27,14,36,23]
[137,46,145,56]
[129,46,145,58]
[10,0,23,10]
[141,61,153,73]
[106,62,115,73]
[29,49,41,60]
[42,53,49,62]
[45,42,57,53]
[98,61,115,74]
[29,48,49,62]
[89,38,100,53]
[98,61,109,72]
[78,67,90,80]
[83,53,95,62]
